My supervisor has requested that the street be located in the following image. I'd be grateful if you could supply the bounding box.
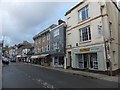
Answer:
[2,62,119,88]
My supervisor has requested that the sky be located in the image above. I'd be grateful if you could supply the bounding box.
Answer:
[0,0,119,46]
[0,0,80,46]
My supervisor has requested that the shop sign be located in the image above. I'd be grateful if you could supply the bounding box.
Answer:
[80,48,90,52]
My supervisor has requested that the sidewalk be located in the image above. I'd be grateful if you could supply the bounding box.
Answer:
[31,64,119,83]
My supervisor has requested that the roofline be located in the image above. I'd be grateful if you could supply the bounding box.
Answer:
[65,0,86,16]
[33,24,57,40]
[33,29,49,40]
[50,23,66,32]
[65,0,120,16]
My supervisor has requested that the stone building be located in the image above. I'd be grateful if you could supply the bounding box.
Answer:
[65,0,120,75]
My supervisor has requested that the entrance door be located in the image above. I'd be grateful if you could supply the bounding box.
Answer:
[68,52,72,68]
[78,55,84,69]
[83,54,89,69]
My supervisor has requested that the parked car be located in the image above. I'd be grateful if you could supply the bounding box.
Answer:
[2,56,9,65]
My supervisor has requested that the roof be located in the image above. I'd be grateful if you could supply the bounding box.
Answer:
[33,24,57,40]
[65,0,86,16]
[65,0,120,16]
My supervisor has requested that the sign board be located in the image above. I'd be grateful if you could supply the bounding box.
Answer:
[80,48,90,52]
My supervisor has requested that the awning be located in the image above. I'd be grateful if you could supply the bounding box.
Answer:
[31,55,39,59]
[39,54,49,58]
[16,55,21,57]
[31,54,49,59]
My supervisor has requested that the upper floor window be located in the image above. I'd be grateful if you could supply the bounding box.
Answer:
[53,42,59,50]
[47,34,50,40]
[78,5,89,21]
[42,36,46,42]
[79,26,91,42]
[54,29,59,37]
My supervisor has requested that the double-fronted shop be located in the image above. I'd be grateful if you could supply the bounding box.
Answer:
[72,45,107,71]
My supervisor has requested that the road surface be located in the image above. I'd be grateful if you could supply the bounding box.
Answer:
[2,62,119,88]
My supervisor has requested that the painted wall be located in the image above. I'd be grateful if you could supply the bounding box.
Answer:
[66,0,119,71]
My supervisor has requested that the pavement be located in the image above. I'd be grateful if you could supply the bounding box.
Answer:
[31,63,119,83]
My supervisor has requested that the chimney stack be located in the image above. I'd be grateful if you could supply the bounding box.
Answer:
[58,19,65,25]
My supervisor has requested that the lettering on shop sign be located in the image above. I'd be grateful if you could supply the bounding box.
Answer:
[80,48,90,52]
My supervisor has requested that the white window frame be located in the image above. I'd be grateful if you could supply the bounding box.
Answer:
[79,26,91,42]
[78,5,89,21]
[54,29,59,37]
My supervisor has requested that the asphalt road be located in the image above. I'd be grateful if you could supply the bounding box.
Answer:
[2,62,119,88]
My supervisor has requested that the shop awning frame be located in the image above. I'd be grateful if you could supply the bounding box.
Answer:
[31,54,49,59]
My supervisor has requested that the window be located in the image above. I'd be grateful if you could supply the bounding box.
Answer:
[42,36,46,42]
[48,45,49,51]
[47,34,50,40]
[78,6,88,21]
[79,26,91,42]
[54,29,59,37]
[90,53,98,69]
[53,42,59,50]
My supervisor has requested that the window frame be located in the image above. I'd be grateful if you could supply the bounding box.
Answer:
[78,5,89,22]
[79,26,91,42]
[53,29,59,37]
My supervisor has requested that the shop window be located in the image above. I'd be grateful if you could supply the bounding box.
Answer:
[90,53,98,69]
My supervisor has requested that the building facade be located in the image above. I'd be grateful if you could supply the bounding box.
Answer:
[32,24,57,65]
[50,20,66,68]
[17,41,33,62]
[8,45,18,62]
[65,0,119,74]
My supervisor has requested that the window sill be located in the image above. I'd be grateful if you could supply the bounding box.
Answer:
[79,40,91,44]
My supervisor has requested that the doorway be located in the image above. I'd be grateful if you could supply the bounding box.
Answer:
[68,52,72,68]
[83,54,89,69]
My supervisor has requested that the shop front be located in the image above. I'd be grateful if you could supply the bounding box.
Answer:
[40,54,50,66]
[31,55,41,64]
[72,45,106,71]
[50,55,65,68]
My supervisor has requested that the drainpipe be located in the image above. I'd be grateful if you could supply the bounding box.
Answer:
[100,1,112,76]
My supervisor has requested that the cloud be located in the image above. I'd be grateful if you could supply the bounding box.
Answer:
[0,1,77,46]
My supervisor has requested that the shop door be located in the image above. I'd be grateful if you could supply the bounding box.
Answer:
[78,55,84,69]
[68,52,72,68]
[83,54,89,69]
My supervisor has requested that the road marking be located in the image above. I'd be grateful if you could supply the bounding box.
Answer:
[37,79,55,88]
[24,72,55,89]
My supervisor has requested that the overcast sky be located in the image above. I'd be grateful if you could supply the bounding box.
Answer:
[0,0,119,46]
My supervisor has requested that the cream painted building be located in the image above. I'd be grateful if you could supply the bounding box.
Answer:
[65,0,120,74]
